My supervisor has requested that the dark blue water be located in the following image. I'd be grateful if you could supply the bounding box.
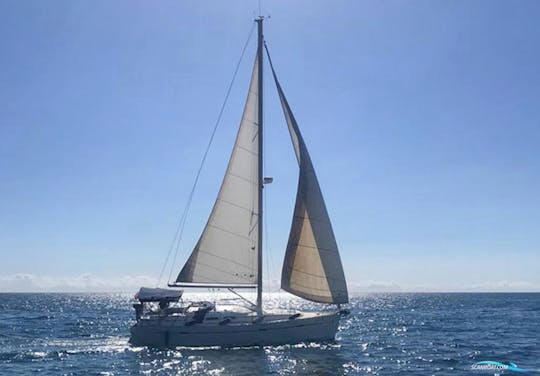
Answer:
[0,293,538,375]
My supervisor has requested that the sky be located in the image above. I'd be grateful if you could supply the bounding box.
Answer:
[1,0,539,293]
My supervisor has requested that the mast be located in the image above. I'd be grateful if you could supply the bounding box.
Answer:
[255,16,264,315]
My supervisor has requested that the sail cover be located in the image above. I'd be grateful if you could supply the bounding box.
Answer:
[268,54,349,304]
[135,287,182,302]
[176,57,260,285]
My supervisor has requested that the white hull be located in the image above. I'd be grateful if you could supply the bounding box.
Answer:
[130,311,341,347]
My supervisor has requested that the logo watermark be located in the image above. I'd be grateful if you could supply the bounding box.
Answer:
[471,361,530,375]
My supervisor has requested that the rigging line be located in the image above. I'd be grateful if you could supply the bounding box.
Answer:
[262,90,274,293]
[156,22,257,287]
[262,41,277,293]
[263,151,276,292]
[227,288,256,308]
[264,156,277,292]
[262,58,269,293]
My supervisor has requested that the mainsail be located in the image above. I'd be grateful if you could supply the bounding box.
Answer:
[176,57,260,285]
[267,49,349,304]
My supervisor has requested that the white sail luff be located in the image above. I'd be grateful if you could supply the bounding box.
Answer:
[176,57,260,285]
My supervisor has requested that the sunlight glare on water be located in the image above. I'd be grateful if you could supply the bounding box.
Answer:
[0,292,538,375]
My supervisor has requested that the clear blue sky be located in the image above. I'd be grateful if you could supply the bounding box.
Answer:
[1,1,539,292]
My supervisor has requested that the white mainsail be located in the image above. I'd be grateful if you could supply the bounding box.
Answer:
[176,57,260,285]
[269,58,349,304]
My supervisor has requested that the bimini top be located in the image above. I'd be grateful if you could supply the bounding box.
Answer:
[135,287,183,303]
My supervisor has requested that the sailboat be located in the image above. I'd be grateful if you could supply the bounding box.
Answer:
[129,17,349,347]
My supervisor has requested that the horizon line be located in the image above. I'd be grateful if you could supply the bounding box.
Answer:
[1,290,539,294]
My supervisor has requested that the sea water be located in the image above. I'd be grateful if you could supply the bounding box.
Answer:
[0,292,538,375]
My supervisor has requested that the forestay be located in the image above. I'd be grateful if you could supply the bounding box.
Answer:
[176,57,260,285]
[267,51,349,304]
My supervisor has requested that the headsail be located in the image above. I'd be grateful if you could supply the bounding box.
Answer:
[267,48,348,304]
[176,56,260,285]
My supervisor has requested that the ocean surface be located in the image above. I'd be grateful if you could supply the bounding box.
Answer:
[0,292,538,375]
